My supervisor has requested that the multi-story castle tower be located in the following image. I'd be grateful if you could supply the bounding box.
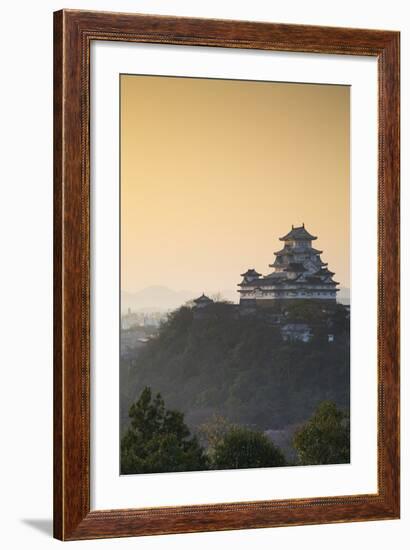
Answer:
[238,225,339,305]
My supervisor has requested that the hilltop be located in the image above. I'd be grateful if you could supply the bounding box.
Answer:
[120,301,350,438]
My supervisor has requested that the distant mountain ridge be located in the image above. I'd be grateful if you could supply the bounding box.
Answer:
[121,286,196,312]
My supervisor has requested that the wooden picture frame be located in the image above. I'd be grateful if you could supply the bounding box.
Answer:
[54,9,400,540]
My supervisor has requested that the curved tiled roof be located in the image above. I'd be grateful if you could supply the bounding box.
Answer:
[193,294,213,304]
[273,248,292,257]
[273,246,322,257]
[318,267,335,276]
[240,268,262,278]
[279,225,317,241]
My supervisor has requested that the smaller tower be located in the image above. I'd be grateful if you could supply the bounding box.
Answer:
[239,269,262,284]
[193,294,214,309]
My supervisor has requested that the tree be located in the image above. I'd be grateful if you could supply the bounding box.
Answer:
[198,414,235,462]
[212,426,286,470]
[293,401,350,465]
[331,304,350,335]
[121,387,208,474]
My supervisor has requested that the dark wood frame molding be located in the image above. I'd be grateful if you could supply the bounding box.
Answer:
[54,9,400,541]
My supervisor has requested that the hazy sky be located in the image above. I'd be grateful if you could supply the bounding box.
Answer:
[121,75,350,296]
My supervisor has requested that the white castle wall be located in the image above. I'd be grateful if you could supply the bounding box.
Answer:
[239,290,337,300]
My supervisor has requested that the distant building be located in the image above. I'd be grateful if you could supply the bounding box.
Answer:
[143,315,162,328]
[238,225,339,305]
[193,294,214,309]
[121,308,140,329]
[121,308,166,329]
[281,323,313,343]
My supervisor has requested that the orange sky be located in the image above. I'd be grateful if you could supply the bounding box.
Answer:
[121,75,350,296]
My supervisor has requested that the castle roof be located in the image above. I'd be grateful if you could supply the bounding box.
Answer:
[193,294,213,305]
[279,225,317,242]
[318,267,335,276]
[239,274,287,287]
[273,246,323,257]
[270,256,281,267]
[240,268,261,278]
[273,246,292,257]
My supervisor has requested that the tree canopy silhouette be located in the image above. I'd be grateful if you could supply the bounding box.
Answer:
[121,387,208,474]
[213,426,286,470]
[293,401,350,465]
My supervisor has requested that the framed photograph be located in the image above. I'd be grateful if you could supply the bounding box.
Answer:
[54,9,400,540]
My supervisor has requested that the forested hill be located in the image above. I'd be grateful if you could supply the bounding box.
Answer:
[120,302,350,434]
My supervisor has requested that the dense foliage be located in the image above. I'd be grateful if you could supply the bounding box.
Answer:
[121,389,348,473]
[121,302,350,435]
[293,400,350,465]
[121,387,208,474]
[212,426,286,470]
[122,388,286,474]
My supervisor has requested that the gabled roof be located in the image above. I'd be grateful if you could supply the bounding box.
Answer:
[193,294,213,304]
[274,247,293,257]
[240,268,261,278]
[279,224,317,241]
[269,257,283,268]
[273,246,322,257]
[318,267,335,276]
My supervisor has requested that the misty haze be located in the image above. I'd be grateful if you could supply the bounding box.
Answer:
[120,75,350,475]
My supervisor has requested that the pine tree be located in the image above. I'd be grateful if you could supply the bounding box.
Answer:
[121,387,208,474]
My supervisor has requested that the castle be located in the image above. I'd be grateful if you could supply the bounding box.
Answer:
[194,224,339,313]
[192,226,342,342]
[238,224,339,306]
